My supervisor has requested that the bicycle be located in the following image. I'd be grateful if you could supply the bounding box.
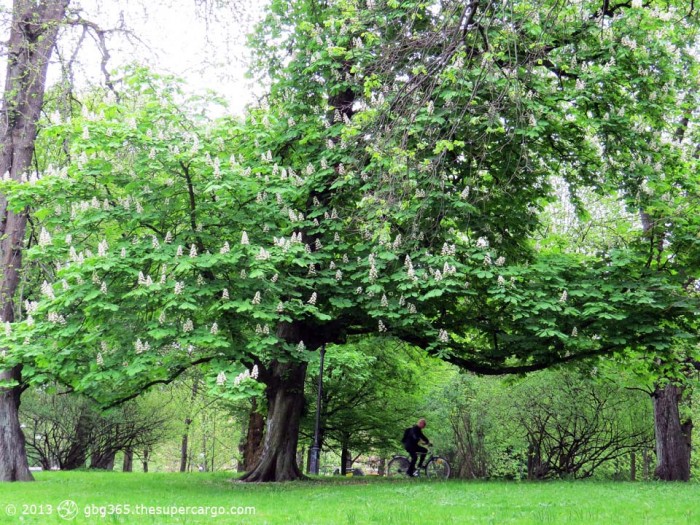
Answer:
[386,447,451,479]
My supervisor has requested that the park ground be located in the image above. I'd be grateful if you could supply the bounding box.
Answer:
[0,472,699,524]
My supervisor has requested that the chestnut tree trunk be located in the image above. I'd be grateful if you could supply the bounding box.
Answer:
[241,397,265,472]
[239,360,307,482]
[653,383,691,481]
[0,367,31,481]
[0,0,70,483]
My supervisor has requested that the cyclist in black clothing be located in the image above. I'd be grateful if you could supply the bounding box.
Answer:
[402,418,432,477]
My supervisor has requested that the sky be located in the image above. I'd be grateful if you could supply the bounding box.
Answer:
[1,0,263,115]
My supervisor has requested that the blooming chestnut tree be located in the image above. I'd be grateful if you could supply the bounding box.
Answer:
[0,70,276,404]
[3,0,700,482]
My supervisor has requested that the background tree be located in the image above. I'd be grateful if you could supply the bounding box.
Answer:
[422,368,655,480]
[512,370,654,480]
[300,338,428,474]
[423,373,507,480]
[20,389,173,471]
[126,376,249,473]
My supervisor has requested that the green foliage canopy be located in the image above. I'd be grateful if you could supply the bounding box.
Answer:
[1,0,699,402]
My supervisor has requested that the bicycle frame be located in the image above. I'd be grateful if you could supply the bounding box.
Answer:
[386,448,451,479]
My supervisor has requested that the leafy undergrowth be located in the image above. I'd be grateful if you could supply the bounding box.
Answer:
[0,471,698,524]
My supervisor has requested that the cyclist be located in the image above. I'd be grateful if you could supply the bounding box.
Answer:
[401,418,432,477]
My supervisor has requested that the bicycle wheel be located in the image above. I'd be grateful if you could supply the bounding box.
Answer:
[386,456,411,477]
[424,456,451,479]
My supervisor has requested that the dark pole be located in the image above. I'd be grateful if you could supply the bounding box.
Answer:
[309,342,326,475]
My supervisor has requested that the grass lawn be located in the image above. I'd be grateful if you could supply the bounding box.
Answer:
[0,471,698,524]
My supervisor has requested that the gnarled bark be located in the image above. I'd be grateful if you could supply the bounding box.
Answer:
[239,360,307,482]
[653,383,691,481]
[0,367,31,481]
[240,397,265,472]
[239,319,342,482]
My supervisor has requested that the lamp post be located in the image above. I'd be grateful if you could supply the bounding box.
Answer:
[308,342,326,475]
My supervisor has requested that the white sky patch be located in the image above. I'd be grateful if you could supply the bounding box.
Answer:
[540,176,641,254]
[0,0,265,115]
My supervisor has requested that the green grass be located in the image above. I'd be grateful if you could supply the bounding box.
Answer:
[0,472,699,524]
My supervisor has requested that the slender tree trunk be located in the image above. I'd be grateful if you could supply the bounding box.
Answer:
[0,0,70,483]
[122,449,133,472]
[296,445,305,473]
[201,425,207,472]
[142,449,149,473]
[340,442,351,476]
[237,440,245,472]
[305,445,312,474]
[210,417,216,472]
[180,421,191,473]
[239,360,307,482]
[630,451,636,481]
[642,448,651,480]
[179,380,199,472]
[653,383,691,481]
